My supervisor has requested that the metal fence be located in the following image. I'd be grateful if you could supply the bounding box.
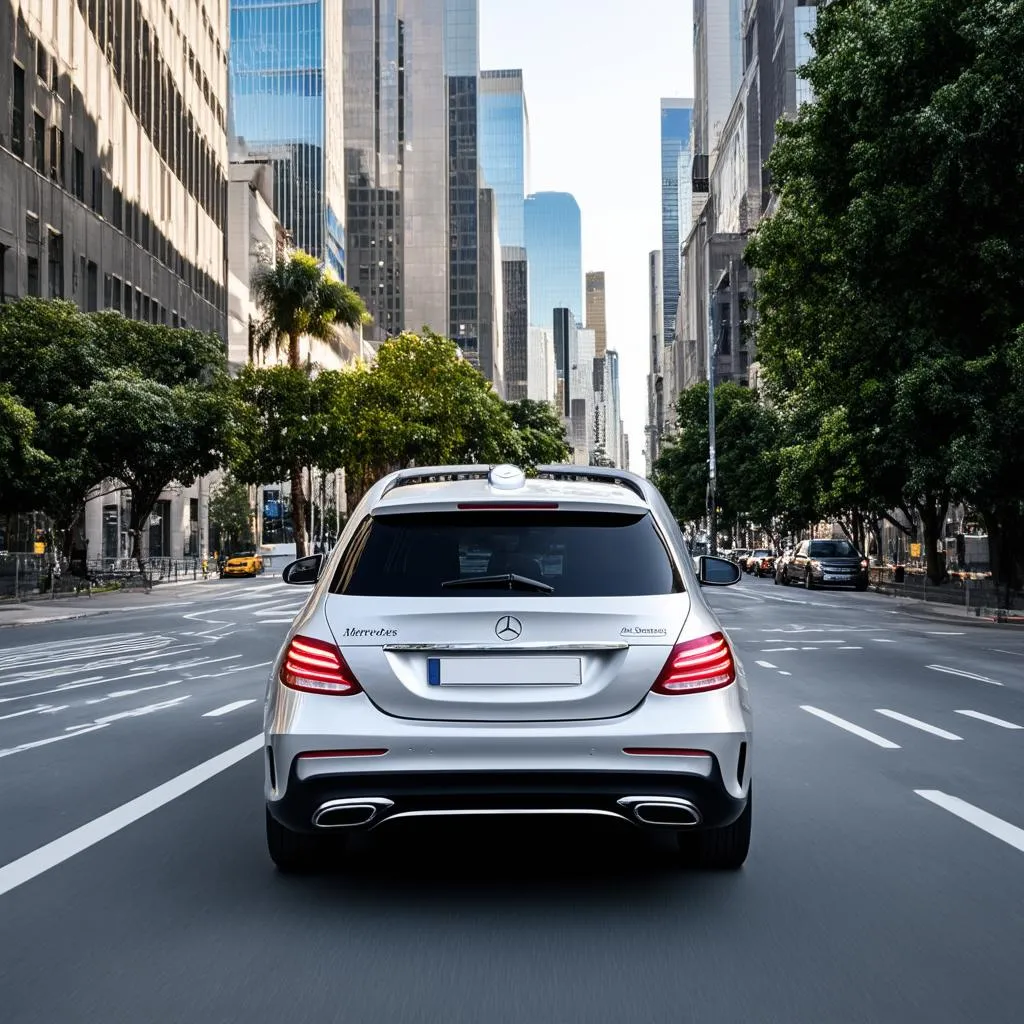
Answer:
[868,565,1022,616]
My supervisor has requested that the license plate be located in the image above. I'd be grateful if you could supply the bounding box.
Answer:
[427,656,582,687]
[823,574,845,581]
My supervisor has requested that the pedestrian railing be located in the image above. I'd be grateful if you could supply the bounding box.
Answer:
[868,565,1022,618]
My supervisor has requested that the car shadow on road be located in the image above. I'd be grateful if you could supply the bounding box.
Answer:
[282,818,738,909]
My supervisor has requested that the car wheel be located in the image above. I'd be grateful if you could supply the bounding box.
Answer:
[855,580,869,592]
[781,570,790,587]
[266,807,345,873]
[678,790,752,870]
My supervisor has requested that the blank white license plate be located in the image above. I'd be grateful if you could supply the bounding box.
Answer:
[428,657,582,687]
[824,574,845,581]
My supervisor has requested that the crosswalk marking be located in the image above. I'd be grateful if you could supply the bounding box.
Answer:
[916,790,1024,854]
[875,709,962,740]
[954,710,1023,730]
[800,706,901,749]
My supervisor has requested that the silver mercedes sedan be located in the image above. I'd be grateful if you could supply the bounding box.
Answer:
[263,464,752,872]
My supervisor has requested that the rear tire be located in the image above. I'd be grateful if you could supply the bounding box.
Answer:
[678,790,752,870]
[780,571,790,587]
[855,580,869,592]
[266,808,345,873]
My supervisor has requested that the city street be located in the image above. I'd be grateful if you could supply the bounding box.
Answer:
[1,576,1023,1023]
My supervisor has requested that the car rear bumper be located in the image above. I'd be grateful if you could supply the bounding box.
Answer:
[810,571,869,587]
[266,765,750,835]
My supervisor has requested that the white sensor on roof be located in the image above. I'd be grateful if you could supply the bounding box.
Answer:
[488,464,526,490]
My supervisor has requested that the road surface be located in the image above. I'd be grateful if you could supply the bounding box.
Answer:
[1,575,1022,1022]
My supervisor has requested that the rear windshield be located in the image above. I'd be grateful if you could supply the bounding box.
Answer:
[331,511,683,597]
[808,540,859,557]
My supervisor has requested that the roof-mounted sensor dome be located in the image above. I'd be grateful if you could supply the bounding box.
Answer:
[488,464,527,490]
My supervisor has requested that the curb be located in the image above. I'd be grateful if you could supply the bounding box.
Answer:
[0,608,118,629]
[894,604,1024,630]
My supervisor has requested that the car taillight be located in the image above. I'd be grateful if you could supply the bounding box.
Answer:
[652,632,736,694]
[280,635,362,695]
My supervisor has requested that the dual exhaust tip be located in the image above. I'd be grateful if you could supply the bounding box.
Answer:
[311,796,702,830]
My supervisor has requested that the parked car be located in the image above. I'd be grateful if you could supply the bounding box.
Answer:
[731,549,750,566]
[774,548,795,585]
[744,549,773,574]
[787,539,869,590]
[263,464,753,873]
[752,552,776,578]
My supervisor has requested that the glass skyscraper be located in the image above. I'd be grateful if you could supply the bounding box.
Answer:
[230,0,346,279]
[660,98,693,343]
[524,192,582,330]
[479,70,529,248]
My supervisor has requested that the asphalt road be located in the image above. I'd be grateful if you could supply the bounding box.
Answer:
[1,574,1023,1023]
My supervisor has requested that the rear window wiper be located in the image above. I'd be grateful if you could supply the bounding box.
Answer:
[440,573,554,594]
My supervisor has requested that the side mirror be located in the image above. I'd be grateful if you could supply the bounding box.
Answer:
[281,554,324,586]
[697,555,742,587]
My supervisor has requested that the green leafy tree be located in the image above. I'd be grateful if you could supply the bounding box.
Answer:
[208,474,255,555]
[250,250,370,555]
[507,399,571,467]
[745,0,1024,585]
[655,383,782,540]
[0,386,50,509]
[88,372,232,571]
[329,331,521,507]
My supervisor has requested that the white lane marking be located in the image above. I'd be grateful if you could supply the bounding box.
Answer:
[927,631,965,636]
[0,734,262,898]
[258,619,294,624]
[0,698,190,760]
[875,709,962,740]
[0,705,51,721]
[839,646,863,650]
[954,710,1023,730]
[85,681,183,705]
[203,699,257,718]
[800,706,901,749]
[872,639,897,643]
[186,660,272,681]
[916,790,1024,854]
[754,660,777,669]
[778,671,792,676]
[927,665,1003,686]
[39,705,69,714]
[990,649,1024,658]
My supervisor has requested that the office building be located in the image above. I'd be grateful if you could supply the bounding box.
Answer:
[230,0,346,279]
[525,192,582,328]
[527,326,555,405]
[660,98,693,344]
[1,0,228,328]
[479,69,529,248]
[570,326,596,464]
[585,271,607,358]
[342,0,403,340]
[477,185,503,390]
[502,245,529,399]
[645,249,664,475]
[606,349,624,468]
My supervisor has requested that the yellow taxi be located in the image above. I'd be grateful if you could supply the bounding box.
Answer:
[222,549,265,577]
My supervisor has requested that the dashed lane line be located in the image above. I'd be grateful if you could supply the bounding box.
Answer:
[954,710,1023,730]
[927,665,1004,686]
[754,660,777,669]
[875,709,962,741]
[916,791,1024,855]
[203,699,258,718]
[800,706,901,749]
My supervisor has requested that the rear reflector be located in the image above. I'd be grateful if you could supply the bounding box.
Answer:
[456,502,559,510]
[651,632,736,694]
[280,635,362,695]
[623,748,712,757]
[298,749,388,759]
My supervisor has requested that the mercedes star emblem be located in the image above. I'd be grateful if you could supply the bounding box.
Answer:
[495,615,523,641]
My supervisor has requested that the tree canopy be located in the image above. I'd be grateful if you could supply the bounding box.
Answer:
[743,0,1024,585]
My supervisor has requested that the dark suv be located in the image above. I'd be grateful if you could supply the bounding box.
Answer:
[786,539,869,590]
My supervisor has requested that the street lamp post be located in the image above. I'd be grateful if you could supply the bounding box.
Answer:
[707,283,719,556]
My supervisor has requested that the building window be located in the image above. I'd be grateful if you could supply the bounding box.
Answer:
[123,280,132,312]
[112,275,122,312]
[112,187,123,229]
[27,257,40,297]
[49,126,64,184]
[12,63,25,158]
[103,273,112,308]
[33,112,45,174]
[36,41,48,82]
[0,244,9,301]
[86,260,98,311]
[91,168,103,216]
[47,231,64,298]
[73,148,85,200]
[50,56,59,92]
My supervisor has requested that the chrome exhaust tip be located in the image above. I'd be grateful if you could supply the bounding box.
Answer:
[617,796,702,827]
[312,797,394,829]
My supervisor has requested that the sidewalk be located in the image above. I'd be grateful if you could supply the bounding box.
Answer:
[888,596,1024,629]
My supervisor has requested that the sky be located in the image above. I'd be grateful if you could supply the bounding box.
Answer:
[479,0,695,475]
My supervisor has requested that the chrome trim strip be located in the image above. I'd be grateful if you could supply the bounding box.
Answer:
[369,808,633,829]
[382,642,629,652]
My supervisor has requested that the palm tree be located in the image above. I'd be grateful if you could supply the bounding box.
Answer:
[251,250,369,557]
